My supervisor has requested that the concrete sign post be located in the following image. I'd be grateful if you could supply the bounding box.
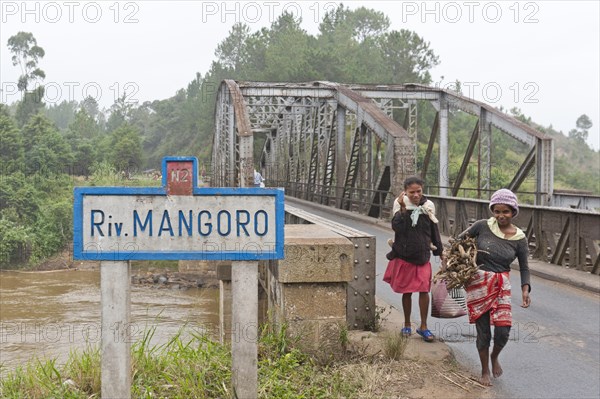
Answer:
[100,260,131,398]
[231,260,258,397]
[73,157,284,398]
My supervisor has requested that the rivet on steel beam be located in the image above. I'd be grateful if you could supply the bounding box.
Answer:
[354,244,359,248]
[365,291,370,295]
[365,275,370,280]
[354,307,358,312]
[365,243,370,248]
[354,291,358,296]
[365,259,370,264]
[365,307,370,311]
[354,323,358,327]
[354,259,359,264]
[354,275,358,280]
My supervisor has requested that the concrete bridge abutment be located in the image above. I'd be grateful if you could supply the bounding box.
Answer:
[216,224,355,357]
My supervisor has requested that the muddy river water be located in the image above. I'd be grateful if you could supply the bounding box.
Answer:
[0,269,219,377]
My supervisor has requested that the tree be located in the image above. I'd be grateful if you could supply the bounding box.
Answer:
[0,173,40,224]
[65,109,101,176]
[20,115,73,176]
[314,5,438,84]
[68,140,95,177]
[347,6,390,43]
[215,23,251,72]
[32,199,73,261]
[576,114,592,142]
[44,100,78,130]
[0,218,32,266]
[576,114,593,131]
[261,13,316,81]
[510,107,532,124]
[380,30,440,84]
[109,124,143,174]
[0,114,24,174]
[569,114,593,142]
[226,13,316,82]
[68,109,100,140]
[316,4,374,81]
[106,93,135,132]
[15,90,45,127]
[7,32,45,91]
[81,96,101,121]
[8,32,46,126]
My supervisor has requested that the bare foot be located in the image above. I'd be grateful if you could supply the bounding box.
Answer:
[479,372,493,386]
[491,355,503,378]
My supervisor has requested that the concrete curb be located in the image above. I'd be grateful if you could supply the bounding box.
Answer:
[513,261,600,294]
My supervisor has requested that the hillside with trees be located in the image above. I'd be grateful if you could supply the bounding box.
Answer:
[1,4,598,268]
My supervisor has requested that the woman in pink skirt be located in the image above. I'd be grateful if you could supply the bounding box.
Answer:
[383,176,444,342]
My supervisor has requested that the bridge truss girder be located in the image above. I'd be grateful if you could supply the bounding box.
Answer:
[212,81,554,215]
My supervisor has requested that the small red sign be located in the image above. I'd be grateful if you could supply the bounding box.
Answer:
[166,161,193,195]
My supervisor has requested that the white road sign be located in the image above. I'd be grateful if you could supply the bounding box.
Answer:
[73,158,284,261]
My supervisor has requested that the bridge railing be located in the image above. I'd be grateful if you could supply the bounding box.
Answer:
[271,179,393,216]
[272,180,600,274]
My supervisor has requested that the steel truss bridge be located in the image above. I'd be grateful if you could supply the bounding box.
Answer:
[211,80,599,274]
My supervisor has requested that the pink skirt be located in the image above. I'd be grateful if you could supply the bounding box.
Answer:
[383,258,432,294]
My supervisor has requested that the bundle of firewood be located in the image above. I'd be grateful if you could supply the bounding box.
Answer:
[434,236,480,289]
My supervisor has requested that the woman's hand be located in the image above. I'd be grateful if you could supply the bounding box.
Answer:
[398,192,407,213]
[521,285,531,308]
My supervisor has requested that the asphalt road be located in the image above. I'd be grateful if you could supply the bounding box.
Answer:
[287,198,600,399]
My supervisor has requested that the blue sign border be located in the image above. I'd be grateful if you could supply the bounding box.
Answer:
[73,157,284,261]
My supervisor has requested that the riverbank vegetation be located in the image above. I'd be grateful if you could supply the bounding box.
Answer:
[0,324,383,398]
[1,4,598,269]
[0,321,490,399]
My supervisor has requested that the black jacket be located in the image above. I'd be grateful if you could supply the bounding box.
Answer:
[391,196,443,265]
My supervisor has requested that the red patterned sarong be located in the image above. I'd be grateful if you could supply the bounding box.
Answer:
[465,270,512,327]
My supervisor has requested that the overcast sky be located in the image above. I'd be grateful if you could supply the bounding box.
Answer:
[1,0,598,150]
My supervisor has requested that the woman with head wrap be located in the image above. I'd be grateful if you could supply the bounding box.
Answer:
[457,189,531,386]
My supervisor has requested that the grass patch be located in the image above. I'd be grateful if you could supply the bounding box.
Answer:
[0,347,100,399]
[131,327,232,398]
[383,331,410,360]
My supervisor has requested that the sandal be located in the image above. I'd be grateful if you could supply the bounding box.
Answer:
[416,329,434,342]
[401,327,412,337]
